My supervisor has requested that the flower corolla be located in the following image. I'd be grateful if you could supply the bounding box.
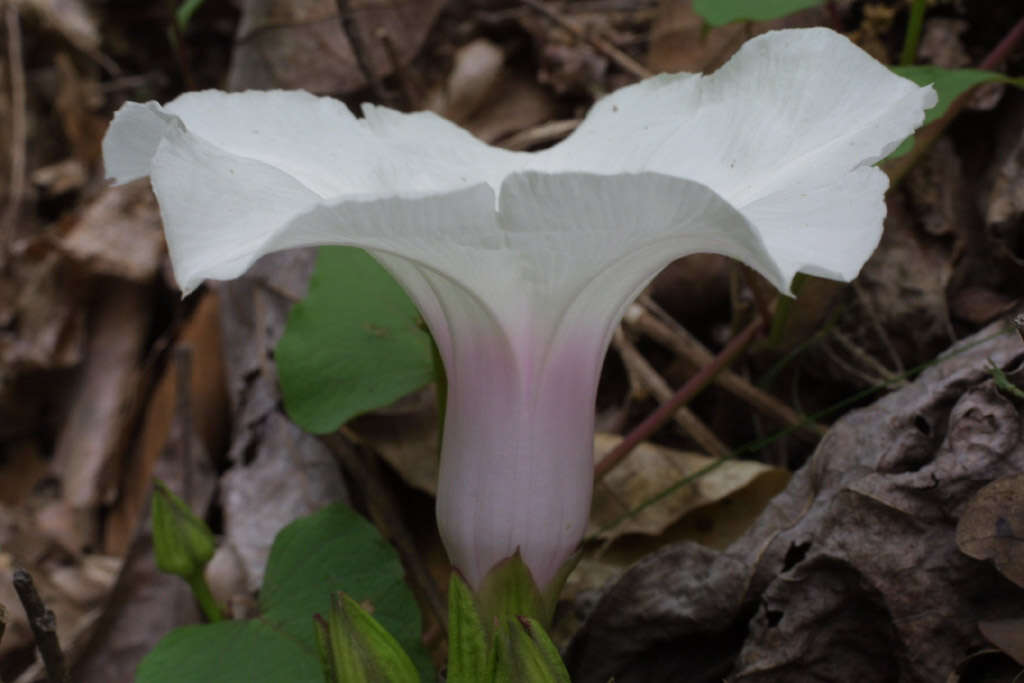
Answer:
[103,28,936,591]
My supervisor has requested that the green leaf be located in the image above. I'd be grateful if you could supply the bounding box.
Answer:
[137,503,434,683]
[888,66,1024,158]
[277,246,436,434]
[692,0,824,26]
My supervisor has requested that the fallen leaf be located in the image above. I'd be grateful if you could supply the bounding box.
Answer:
[104,293,229,555]
[227,0,447,94]
[59,182,165,283]
[567,322,1024,683]
[427,38,505,124]
[51,282,150,510]
[590,433,789,542]
[979,618,1024,666]
[956,474,1024,589]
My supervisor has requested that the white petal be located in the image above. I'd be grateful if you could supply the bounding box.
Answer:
[535,27,936,284]
[147,120,512,297]
[104,90,528,200]
[361,104,526,191]
[102,101,178,183]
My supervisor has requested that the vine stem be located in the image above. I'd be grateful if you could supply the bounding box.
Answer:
[899,0,928,66]
[187,573,224,623]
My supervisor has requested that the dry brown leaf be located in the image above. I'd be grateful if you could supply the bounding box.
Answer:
[427,38,505,124]
[647,0,828,74]
[104,293,229,555]
[956,474,1024,589]
[854,192,956,366]
[590,433,789,542]
[567,322,1024,683]
[59,182,165,283]
[979,618,1024,666]
[51,283,150,511]
[227,0,446,93]
[0,251,85,372]
[646,0,745,73]
[348,387,440,495]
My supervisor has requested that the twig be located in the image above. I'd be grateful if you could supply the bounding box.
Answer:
[521,0,652,79]
[596,314,765,480]
[320,432,449,634]
[376,28,418,109]
[741,266,774,328]
[499,118,581,150]
[2,2,26,266]
[852,281,905,375]
[166,0,195,91]
[613,328,731,459]
[885,12,1024,185]
[829,328,907,387]
[626,299,827,441]
[174,345,194,506]
[13,570,69,683]
[335,0,392,105]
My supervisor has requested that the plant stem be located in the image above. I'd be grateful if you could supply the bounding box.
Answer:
[595,314,765,479]
[899,0,927,66]
[188,573,224,623]
[13,569,68,683]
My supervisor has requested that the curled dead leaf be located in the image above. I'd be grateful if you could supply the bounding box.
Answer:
[590,433,789,545]
[956,473,1024,589]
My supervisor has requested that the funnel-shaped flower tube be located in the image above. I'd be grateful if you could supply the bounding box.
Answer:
[103,29,935,591]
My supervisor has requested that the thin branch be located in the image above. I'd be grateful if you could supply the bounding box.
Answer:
[626,299,827,441]
[376,28,418,109]
[499,118,581,151]
[13,570,69,683]
[613,327,731,458]
[2,2,26,266]
[335,0,392,105]
[596,314,765,480]
[174,345,194,506]
[521,0,651,79]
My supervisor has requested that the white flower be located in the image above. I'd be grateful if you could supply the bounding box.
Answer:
[103,28,935,591]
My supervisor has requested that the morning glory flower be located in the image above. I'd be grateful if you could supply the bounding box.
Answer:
[103,28,935,593]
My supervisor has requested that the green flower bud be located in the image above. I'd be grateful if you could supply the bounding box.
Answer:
[151,479,215,580]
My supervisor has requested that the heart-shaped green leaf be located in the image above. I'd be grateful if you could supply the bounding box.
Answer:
[277,246,437,434]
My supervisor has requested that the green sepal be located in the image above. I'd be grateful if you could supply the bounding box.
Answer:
[313,615,336,683]
[476,552,548,629]
[446,573,494,683]
[475,550,580,629]
[151,479,216,580]
[322,592,421,683]
[493,617,571,683]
